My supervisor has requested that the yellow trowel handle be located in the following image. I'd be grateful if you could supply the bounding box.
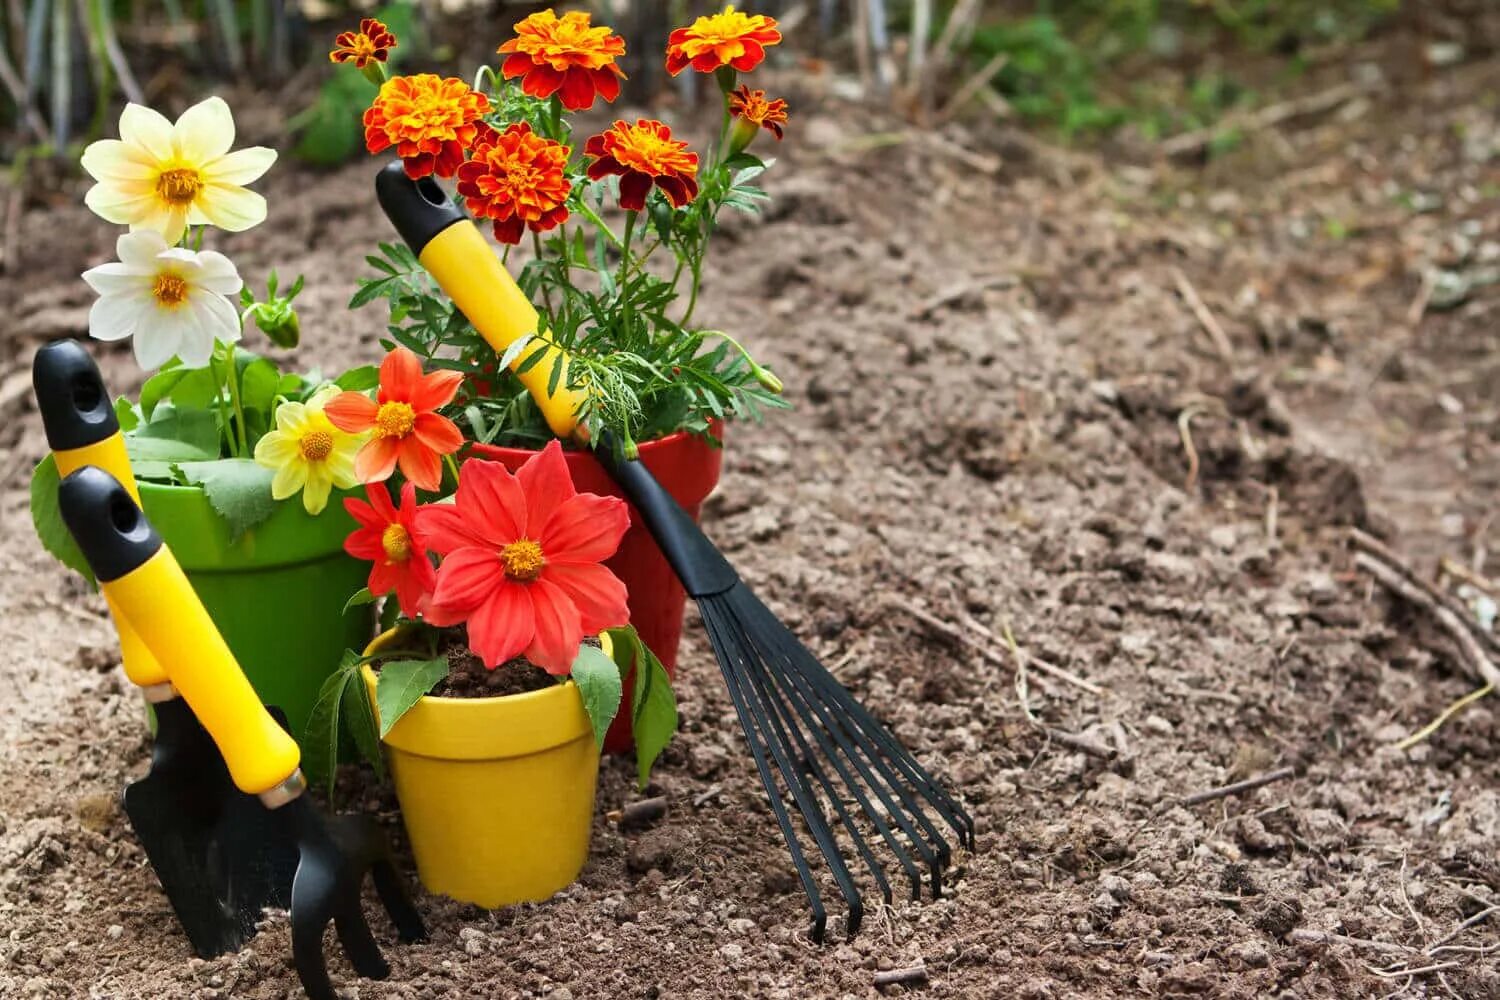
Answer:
[32,340,171,695]
[375,162,588,440]
[57,466,302,800]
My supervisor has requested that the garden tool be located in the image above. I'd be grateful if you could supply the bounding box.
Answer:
[377,163,974,940]
[32,338,298,958]
[57,465,426,1000]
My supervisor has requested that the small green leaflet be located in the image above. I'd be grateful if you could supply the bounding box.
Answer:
[607,626,679,789]
[335,365,380,391]
[375,657,448,738]
[343,587,376,615]
[303,650,385,801]
[113,398,139,432]
[29,455,96,585]
[571,643,624,750]
[176,459,277,540]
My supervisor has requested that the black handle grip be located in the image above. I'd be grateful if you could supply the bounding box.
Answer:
[595,434,738,598]
[375,161,466,258]
[58,466,163,583]
[33,339,118,452]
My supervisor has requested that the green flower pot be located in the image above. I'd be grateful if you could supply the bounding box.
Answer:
[138,482,374,746]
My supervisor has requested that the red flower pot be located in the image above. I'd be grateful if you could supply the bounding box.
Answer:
[470,423,723,753]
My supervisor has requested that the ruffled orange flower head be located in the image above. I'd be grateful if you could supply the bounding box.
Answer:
[456,123,573,245]
[666,6,780,76]
[729,84,789,143]
[363,74,492,179]
[584,119,699,212]
[499,8,627,112]
[330,17,397,68]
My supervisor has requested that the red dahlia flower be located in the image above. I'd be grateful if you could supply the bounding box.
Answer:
[498,9,627,112]
[325,346,464,492]
[420,442,631,673]
[584,119,699,212]
[344,482,435,619]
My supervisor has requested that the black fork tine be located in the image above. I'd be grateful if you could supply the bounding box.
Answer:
[333,896,389,980]
[371,857,427,943]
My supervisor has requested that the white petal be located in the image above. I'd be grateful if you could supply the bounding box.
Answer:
[194,184,267,233]
[193,251,242,295]
[132,314,184,370]
[173,318,217,369]
[80,139,156,181]
[87,292,151,342]
[117,230,170,268]
[201,146,276,187]
[81,262,152,295]
[118,104,175,162]
[189,290,241,345]
[173,96,236,163]
[156,247,207,276]
[129,203,190,245]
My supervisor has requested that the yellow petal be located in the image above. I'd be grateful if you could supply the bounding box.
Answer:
[202,146,277,187]
[275,402,309,435]
[255,431,298,468]
[84,181,157,225]
[118,103,174,162]
[80,139,156,182]
[173,96,235,163]
[193,184,267,233]
[301,465,333,515]
[271,459,309,500]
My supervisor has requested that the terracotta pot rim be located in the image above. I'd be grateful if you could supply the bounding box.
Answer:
[470,418,724,457]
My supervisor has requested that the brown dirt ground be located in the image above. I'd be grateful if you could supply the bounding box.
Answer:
[2,29,1499,1000]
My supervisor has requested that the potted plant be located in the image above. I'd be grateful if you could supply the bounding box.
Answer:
[30,95,379,743]
[334,6,791,750]
[309,442,677,908]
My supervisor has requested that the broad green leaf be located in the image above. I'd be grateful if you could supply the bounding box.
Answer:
[139,369,188,420]
[608,627,678,789]
[29,455,96,585]
[167,367,220,412]
[341,669,385,780]
[239,358,281,416]
[113,398,139,433]
[132,405,221,460]
[375,657,447,738]
[343,587,376,615]
[335,365,380,391]
[302,663,349,800]
[125,434,218,465]
[176,459,276,540]
[571,644,623,750]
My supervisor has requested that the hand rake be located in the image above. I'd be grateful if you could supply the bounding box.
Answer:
[58,465,426,1000]
[377,163,974,939]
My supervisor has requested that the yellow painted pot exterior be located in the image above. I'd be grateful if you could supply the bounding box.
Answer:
[362,630,605,909]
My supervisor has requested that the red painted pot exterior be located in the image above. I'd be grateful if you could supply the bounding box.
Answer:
[470,424,723,753]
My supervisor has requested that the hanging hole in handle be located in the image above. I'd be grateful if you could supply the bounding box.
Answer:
[109,491,144,537]
[415,175,447,208]
[71,373,105,416]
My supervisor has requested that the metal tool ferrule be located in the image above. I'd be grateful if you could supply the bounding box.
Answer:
[258,770,307,810]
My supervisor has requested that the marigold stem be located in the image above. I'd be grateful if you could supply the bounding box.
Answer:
[575,200,623,251]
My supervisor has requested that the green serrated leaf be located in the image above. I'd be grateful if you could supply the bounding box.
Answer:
[341,671,386,780]
[498,333,534,372]
[176,458,276,539]
[571,644,622,750]
[302,666,348,800]
[30,455,96,586]
[375,657,448,738]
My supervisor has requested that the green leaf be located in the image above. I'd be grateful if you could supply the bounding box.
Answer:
[571,644,623,750]
[302,660,350,800]
[497,333,534,372]
[29,455,96,586]
[176,459,276,539]
[375,657,448,738]
[335,365,380,391]
[608,627,678,789]
[239,357,281,416]
[341,667,385,781]
[113,398,139,433]
[343,587,376,615]
[167,367,220,412]
[131,405,221,461]
[139,369,188,420]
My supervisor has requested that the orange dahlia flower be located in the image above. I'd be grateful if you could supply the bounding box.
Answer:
[325,346,465,492]
[330,17,397,68]
[363,74,492,179]
[498,8,627,112]
[455,123,572,246]
[729,84,789,143]
[584,119,699,212]
[665,6,780,76]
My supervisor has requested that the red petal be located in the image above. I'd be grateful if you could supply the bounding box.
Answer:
[343,495,383,531]
[515,440,575,536]
[524,577,584,675]
[493,215,525,245]
[454,459,526,545]
[539,493,629,562]
[466,581,535,669]
[344,525,384,561]
[324,391,379,433]
[559,68,596,111]
[366,483,399,523]
[418,504,487,554]
[543,562,629,634]
[411,368,464,413]
[430,546,504,614]
[355,436,400,484]
[521,64,565,99]
[393,554,437,620]
[412,411,463,454]
[618,172,652,211]
[396,435,443,492]
[379,346,423,403]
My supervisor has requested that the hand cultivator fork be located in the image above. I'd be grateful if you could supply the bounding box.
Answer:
[58,464,426,1000]
[376,163,975,939]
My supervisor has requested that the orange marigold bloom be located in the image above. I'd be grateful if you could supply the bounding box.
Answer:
[584,119,699,212]
[729,84,789,140]
[498,8,627,112]
[363,74,492,180]
[455,123,572,246]
[329,17,397,68]
[665,6,780,76]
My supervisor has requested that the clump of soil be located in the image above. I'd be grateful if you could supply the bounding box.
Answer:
[370,627,555,699]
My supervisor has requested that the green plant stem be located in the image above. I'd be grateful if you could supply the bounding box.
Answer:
[575,200,623,250]
[442,452,461,490]
[209,351,236,457]
[681,254,704,328]
[531,231,555,318]
[225,350,249,456]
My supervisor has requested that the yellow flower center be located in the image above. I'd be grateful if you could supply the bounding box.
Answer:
[500,538,545,581]
[152,272,189,307]
[299,430,334,462]
[349,34,379,62]
[155,168,203,205]
[381,523,412,563]
[376,401,416,438]
[607,123,698,178]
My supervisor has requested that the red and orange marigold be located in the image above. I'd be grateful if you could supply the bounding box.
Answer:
[498,8,627,112]
[584,119,699,212]
[329,17,397,68]
[665,6,780,76]
[363,74,492,179]
[456,123,572,246]
[728,84,789,143]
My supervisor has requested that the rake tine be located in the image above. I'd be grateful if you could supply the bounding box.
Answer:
[698,600,828,940]
[333,897,389,981]
[371,858,427,943]
[710,603,864,939]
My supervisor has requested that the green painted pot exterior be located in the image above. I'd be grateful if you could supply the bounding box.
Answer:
[138,482,374,745]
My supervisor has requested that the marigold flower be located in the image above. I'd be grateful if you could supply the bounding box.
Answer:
[584,119,699,212]
[325,346,465,492]
[253,386,366,516]
[498,8,626,112]
[665,6,780,76]
[455,123,572,246]
[420,443,631,673]
[344,482,435,619]
[80,96,276,244]
[728,84,789,147]
[363,74,492,179]
[329,17,397,68]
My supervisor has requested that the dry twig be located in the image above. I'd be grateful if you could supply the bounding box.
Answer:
[1161,81,1369,158]
[1169,266,1236,366]
[874,962,929,988]
[608,796,669,831]
[1353,552,1500,690]
[1181,767,1295,806]
[1289,928,1414,956]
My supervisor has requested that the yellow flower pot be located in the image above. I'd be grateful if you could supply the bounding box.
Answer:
[362,629,608,909]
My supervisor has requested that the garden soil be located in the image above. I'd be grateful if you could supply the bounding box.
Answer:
[1,38,1498,1000]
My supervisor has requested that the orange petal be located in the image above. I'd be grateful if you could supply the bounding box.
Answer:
[412,367,464,412]
[539,493,629,563]
[543,562,629,634]
[324,391,379,432]
[396,435,443,492]
[379,345,423,403]
[355,436,400,484]
[412,412,463,454]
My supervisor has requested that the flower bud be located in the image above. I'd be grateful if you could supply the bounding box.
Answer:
[246,302,301,349]
[751,361,783,394]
